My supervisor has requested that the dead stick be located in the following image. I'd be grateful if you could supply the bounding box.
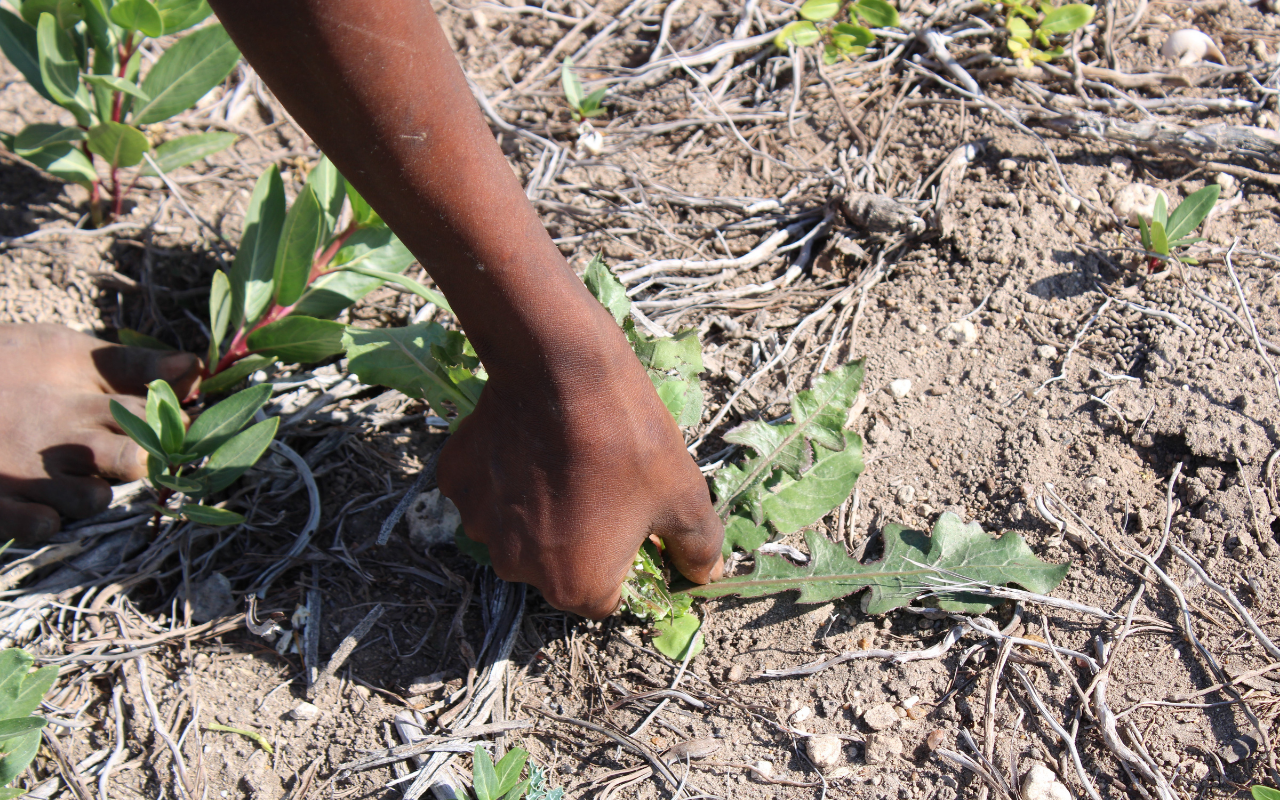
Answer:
[310,603,383,699]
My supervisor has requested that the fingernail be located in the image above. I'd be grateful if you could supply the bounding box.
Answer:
[158,352,196,382]
[710,555,725,582]
[135,445,150,468]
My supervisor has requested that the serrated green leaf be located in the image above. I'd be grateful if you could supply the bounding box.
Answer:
[181,504,244,525]
[110,399,168,463]
[109,0,162,36]
[246,316,345,363]
[722,513,768,557]
[231,165,286,327]
[343,323,481,422]
[799,0,838,21]
[0,8,50,103]
[629,326,704,426]
[133,23,239,125]
[88,121,150,169]
[774,20,820,48]
[713,360,865,523]
[139,131,236,176]
[1165,185,1220,244]
[272,185,324,307]
[652,614,703,660]
[852,0,899,27]
[473,746,500,800]
[201,354,277,395]
[193,416,278,494]
[685,512,1069,613]
[292,227,418,318]
[583,253,630,325]
[208,269,231,366]
[1038,3,1093,33]
[184,382,271,458]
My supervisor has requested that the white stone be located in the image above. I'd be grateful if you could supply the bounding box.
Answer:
[1036,345,1058,360]
[406,489,461,550]
[888,379,912,398]
[1111,184,1161,226]
[1021,763,1071,800]
[997,158,1017,172]
[1161,29,1225,66]
[1065,195,1081,212]
[791,706,813,724]
[895,485,916,505]
[1215,172,1238,197]
[288,702,320,721]
[753,760,774,778]
[862,733,903,764]
[862,702,899,731]
[806,735,844,772]
[1109,156,1132,173]
[946,320,978,344]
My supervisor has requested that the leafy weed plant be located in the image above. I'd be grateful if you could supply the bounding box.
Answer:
[0,0,241,221]
[774,0,900,64]
[560,57,606,121]
[984,0,1094,68]
[471,745,532,800]
[0,648,57,799]
[1137,184,1219,270]
[110,378,277,526]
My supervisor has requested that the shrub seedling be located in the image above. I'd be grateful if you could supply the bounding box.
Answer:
[1252,788,1280,800]
[0,1,242,222]
[0,647,57,799]
[199,157,447,394]
[984,0,1094,68]
[774,0,900,64]
[1137,184,1220,270]
[110,378,278,526]
[560,57,606,121]
[471,745,532,800]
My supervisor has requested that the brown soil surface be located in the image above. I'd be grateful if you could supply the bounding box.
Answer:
[0,0,1279,799]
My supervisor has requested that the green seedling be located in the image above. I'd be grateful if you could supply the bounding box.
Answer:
[197,157,447,394]
[110,378,278,526]
[560,57,606,121]
[0,1,241,223]
[524,765,563,800]
[0,648,57,800]
[206,722,273,753]
[471,745,531,800]
[774,0,900,65]
[984,0,1094,68]
[1137,184,1219,271]
[1252,787,1280,800]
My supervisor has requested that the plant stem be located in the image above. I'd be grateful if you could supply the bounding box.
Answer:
[111,33,134,125]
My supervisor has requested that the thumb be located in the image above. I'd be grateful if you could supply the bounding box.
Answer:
[661,505,725,585]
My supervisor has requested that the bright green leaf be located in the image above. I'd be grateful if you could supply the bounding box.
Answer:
[852,0,899,27]
[87,121,151,169]
[580,87,607,116]
[0,650,56,722]
[1165,184,1220,244]
[1149,218,1168,256]
[12,123,84,156]
[799,0,839,21]
[22,141,97,185]
[303,156,343,239]
[345,181,382,228]
[343,323,481,422]
[652,614,703,660]
[292,228,417,319]
[722,513,768,558]
[246,315,345,363]
[139,131,236,176]
[271,185,324,308]
[36,13,89,123]
[686,512,1069,614]
[231,165,286,327]
[146,379,185,455]
[133,23,239,125]
[109,0,162,36]
[83,74,152,103]
[208,269,231,366]
[200,354,277,395]
[331,264,449,310]
[20,0,81,30]
[832,22,875,45]
[1006,16,1032,39]
[0,729,40,786]
[472,745,500,800]
[193,416,278,494]
[1152,191,1167,227]
[0,8,50,102]
[184,382,271,458]
[1038,3,1094,33]
[583,253,630,325]
[155,0,211,34]
[1252,788,1280,800]
[773,20,820,48]
[560,56,583,111]
[492,747,529,797]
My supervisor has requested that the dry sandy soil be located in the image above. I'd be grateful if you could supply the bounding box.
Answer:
[0,0,1279,798]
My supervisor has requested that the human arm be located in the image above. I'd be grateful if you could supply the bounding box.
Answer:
[205,0,724,616]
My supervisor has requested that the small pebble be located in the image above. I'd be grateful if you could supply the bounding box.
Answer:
[1036,345,1057,360]
[753,760,774,779]
[888,379,912,398]
[288,702,320,721]
[791,706,813,724]
[997,158,1017,172]
[726,663,746,682]
[946,319,978,344]
[862,702,899,731]
[925,729,946,751]
[896,485,916,504]
[1021,763,1071,800]
[806,734,844,773]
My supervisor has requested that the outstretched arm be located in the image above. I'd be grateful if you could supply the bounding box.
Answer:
[207,0,724,617]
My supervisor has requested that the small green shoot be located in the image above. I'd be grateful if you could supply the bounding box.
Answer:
[0,648,58,799]
[984,0,1094,68]
[110,379,277,526]
[1252,788,1280,800]
[1137,184,1220,270]
[206,722,274,754]
[472,745,531,800]
[775,0,899,65]
[560,57,606,121]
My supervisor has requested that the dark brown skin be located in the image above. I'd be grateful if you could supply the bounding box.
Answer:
[207,0,724,617]
[0,324,201,543]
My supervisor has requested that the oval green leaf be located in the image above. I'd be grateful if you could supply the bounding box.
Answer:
[231,165,286,327]
[184,382,272,458]
[774,20,820,48]
[21,141,96,184]
[0,7,50,102]
[181,504,244,525]
[139,130,236,176]
[1165,184,1220,244]
[155,0,212,34]
[13,123,84,156]
[246,315,346,364]
[799,0,839,21]
[88,122,151,169]
[832,22,874,45]
[109,0,162,37]
[133,23,240,125]
[271,185,324,308]
[1038,3,1094,33]
[852,0,899,27]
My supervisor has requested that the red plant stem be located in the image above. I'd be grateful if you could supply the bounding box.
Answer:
[111,33,134,124]
[209,222,361,376]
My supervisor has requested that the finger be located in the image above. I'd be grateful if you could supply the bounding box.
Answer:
[538,574,623,621]
[91,345,202,397]
[74,430,149,481]
[0,496,59,544]
[661,504,725,585]
[18,475,112,520]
